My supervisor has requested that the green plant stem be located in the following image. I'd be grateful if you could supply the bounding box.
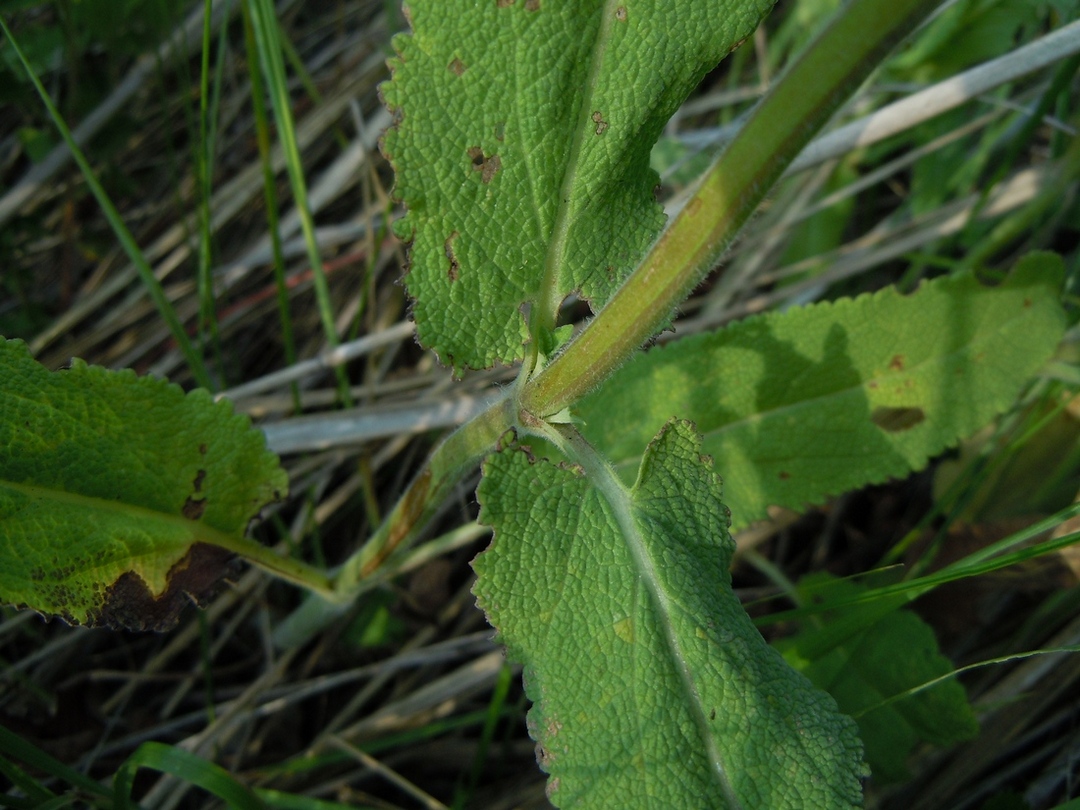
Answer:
[272,393,516,647]
[333,393,516,593]
[520,0,943,419]
[211,530,338,601]
[274,0,944,638]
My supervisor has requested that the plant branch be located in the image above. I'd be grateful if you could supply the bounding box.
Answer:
[272,392,517,647]
[271,0,943,645]
[520,0,943,420]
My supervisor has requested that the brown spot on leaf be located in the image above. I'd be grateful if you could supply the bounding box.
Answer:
[615,5,627,20]
[591,111,608,135]
[94,543,236,631]
[1023,297,1032,308]
[198,443,208,455]
[481,154,501,183]
[467,146,501,183]
[444,231,461,281]
[192,468,207,492]
[779,470,791,480]
[889,354,905,371]
[496,0,514,6]
[525,0,540,9]
[871,406,926,432]
[448,57,466,75]
[182,496,207,520]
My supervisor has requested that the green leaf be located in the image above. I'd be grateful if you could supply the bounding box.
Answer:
[114,742,265,810]
[474,420,864,808]
[380,0,775,371]
[578,255,1067,530]
[0,339,287,630]
[776,574,978,784]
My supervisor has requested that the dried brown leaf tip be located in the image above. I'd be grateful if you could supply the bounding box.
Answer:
[95,544,236,632]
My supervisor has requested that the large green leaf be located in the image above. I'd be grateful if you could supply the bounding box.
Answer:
[474,420,864,808]
[578,255,1067,529]
[0,339,287,629]
[380,0,775,371]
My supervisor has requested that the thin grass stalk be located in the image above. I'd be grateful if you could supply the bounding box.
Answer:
[0,17,212,389]
[242,1,303,413]
[244,0,354,406]
[196,0,224,381]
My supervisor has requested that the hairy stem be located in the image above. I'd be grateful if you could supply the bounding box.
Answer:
[520,0,943,419]
[272,393,517,647]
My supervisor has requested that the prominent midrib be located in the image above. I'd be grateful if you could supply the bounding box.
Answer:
[0,478,234,548]
[529,0,621,346]
[560,428,743,808]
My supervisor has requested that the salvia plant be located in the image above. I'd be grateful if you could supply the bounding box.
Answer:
[0,0,1075,806]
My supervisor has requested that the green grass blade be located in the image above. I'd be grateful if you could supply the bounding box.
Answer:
[256,790,379,810]
[0,17,211,390]
[241,0,301,412]
[851,643,1080,720]
[0,724,111,801]
[195,0,223,376]
[757,505,1080,628]
[114,742,265,810]
[0,753,57,805]
[243,0,351,405]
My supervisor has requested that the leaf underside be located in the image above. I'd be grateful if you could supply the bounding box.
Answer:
[0,339,287,630]
[474,420,865,809]
[578,255,1067,529]
[381,0,775,371]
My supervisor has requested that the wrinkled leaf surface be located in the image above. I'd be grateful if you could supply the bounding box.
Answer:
[579,256,1067,529]
[381,0,775,370]
[0,340,286,629]
[475,420,864,808]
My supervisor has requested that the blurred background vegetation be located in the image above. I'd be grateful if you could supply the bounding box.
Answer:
[2,0,1080,807]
